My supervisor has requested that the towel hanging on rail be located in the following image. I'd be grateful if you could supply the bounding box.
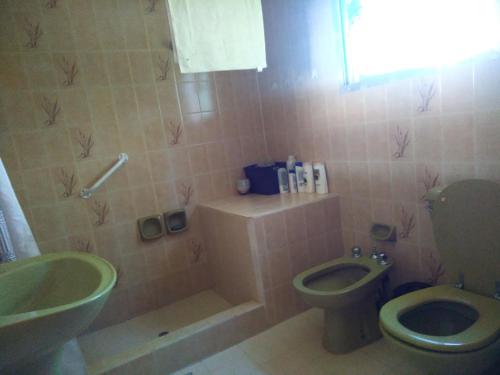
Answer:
[167,0,267,73]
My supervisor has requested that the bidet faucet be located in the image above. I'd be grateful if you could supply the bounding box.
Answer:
[351,246,362,258]
[377,252,390,266]
[494,281,500,301]
[455,272,464,289]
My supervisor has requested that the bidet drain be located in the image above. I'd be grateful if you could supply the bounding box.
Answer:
[158,330,169,337]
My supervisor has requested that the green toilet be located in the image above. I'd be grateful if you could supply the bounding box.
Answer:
[379,179,500,375]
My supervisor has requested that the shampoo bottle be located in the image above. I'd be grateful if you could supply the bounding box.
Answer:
[303,162,315,193]
[313,162,328,194]
[287,155,298,193]
[296,163,306,193]
[277,168,289,194]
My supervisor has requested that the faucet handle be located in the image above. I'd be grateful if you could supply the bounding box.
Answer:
[494,281,500,300]
[455,272,464,289]
[370,247,379,260]
[377,252,389,265]
[351,246,362,258]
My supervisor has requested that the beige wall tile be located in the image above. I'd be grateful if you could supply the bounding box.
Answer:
[441,64,474,113]
[80,52,109,87]
[474,59,500,109]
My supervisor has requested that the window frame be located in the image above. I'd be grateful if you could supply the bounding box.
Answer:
[337,0,500,91]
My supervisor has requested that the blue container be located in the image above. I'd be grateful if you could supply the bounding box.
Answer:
[244,162,286,195]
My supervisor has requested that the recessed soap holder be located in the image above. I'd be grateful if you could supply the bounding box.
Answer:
[370,223,397,242]
[138,215,165,240]
[164,209,188,234]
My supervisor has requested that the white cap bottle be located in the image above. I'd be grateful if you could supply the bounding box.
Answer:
[303,162,315,193]
[287,155,298,194]
[313,162,328,194]
[277,168,289,194]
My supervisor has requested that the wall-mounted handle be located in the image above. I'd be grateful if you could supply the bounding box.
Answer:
[80,153,128,199]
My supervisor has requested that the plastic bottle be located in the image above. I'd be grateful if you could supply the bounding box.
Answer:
[287,156,298,194]
[303,162,315,193]
[287,155,298,193]
[313,162,328,194]
[277,168,289,194]
[296,164,306,193]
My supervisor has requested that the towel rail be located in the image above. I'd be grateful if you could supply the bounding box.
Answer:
[80,153,128,199]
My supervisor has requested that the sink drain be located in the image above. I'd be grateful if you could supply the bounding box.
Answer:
[158,331,169,337]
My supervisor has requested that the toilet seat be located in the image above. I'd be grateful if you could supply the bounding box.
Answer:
[380,285,500,353]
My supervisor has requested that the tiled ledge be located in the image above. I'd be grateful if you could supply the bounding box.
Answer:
[199,193,339,218]
[89,301,266,375]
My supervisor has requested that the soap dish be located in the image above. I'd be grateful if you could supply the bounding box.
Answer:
[138,215,165,240]
[370,223,397,242]
[164,209,188,234]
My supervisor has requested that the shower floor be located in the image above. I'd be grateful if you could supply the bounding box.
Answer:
[79,290,232,369]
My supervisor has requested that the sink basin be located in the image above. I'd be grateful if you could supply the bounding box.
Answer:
[0,251,116,374]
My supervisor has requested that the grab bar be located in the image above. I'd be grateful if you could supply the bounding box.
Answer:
[80,153,128,199]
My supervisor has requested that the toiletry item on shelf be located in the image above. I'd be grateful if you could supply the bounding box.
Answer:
[303,162,315,193]
[237,178,251,195]
[277,168,289,194]
[244,162,286,195]
[287,155,298,193]
[313,162,329,194]
[289,172,298,193]
[286,155,297,171]
[296,164,307,193]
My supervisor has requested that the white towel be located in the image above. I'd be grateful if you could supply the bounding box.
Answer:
[0,159,40,260]
[167,0,267,73]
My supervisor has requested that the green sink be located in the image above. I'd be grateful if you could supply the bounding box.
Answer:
[0,251,116,374]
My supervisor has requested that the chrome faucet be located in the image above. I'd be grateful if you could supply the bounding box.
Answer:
[370,247,379,260]
[455,272,464,289]
[494,281,500,300]
[351,246,362,258]
[377,252,390,266]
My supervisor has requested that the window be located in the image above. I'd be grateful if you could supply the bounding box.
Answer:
[339,0,500,87]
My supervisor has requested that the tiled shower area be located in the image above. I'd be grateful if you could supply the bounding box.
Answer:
[78,193,343,374]
[0,0,267,336]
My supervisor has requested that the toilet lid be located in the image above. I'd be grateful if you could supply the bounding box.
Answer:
[429,179,500,296]
[380,285,500,353]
